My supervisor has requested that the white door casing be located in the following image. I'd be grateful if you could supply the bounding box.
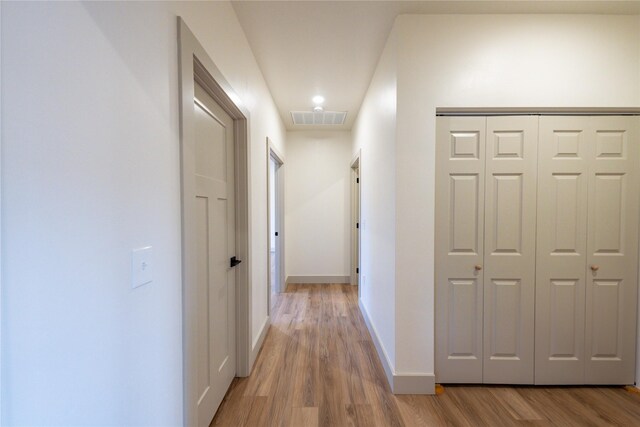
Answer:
[194,83,236,425]
[351,155,361,288]
[267,138,284,311]
[178,18,253,427]
[435,116,486,383]
[482,116,537,384]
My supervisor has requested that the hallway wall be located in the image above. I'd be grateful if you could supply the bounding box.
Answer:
[351,26,398,373]
[1,1,284,425]
[392,14,640,387]
[353,13,640,394]
[285,131,351,282]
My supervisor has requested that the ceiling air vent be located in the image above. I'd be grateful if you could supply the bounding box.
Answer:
[291,110,347,126]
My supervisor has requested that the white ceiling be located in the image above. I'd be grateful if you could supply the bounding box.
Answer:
[232,1,640,130]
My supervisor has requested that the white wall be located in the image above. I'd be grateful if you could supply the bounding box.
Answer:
[285,131,351,279]
[1,1,284,425]
[394,14,640,377]
[351,26,397,368]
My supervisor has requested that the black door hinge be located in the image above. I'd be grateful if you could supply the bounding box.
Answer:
[230,256,242,268]
[275,231,279,236]
[357,178,359,183]
[356,267,359,274]
[356,222,359,229]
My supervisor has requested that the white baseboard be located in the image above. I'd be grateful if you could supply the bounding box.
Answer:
[286,275,350,284]
[358,300,435,395]
[358,300,395,388]
[248,316,270,373]
[393,372,435,394]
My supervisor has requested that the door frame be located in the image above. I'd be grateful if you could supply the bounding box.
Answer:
[0,1,3,418]
[350,150,361,297]
[266,138,285,312]
[178,18,252,426]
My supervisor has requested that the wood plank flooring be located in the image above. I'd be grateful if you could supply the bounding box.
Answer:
[211,284,640,426]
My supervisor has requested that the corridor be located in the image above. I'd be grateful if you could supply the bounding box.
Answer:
[211,284,640,427]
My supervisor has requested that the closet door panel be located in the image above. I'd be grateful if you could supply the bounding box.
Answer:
[585,117,639,384]
[483,116,537,384]
[535,117,589,384]
[436,117,486,383]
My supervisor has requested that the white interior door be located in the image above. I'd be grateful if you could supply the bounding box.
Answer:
[535,116,590,384]
[268,153,284,309]
[267,144,284,312]
[268,156,277,303]
[194,82,236,425]
[351,165,360,287]
[584,116,638,384]
[482,116,537,384]
[435,116,486,383]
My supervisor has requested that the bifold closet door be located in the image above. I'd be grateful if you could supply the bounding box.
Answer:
[435,116,486,383]
[482,117,537,384]
[584,117,638,384]
[436,116,537,384]
[536,116,639,385]
[535,117,590,384]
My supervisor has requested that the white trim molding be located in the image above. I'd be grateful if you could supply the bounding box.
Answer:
[286,275,350,284]
[250,316,270,370]
[350,150,361,292]
[266,138,285,312]
[436,107,640,116]
[359,300,435,395]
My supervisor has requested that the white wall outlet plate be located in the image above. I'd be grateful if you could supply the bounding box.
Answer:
[132,246,153,289]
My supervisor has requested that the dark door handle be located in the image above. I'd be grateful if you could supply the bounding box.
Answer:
[230,256,242,268]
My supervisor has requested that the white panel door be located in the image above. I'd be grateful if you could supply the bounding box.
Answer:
[584,116,638,384]
[435,116,486,383]
[194,82,236,425]
[535,117,590,384]
[483,116,537,384]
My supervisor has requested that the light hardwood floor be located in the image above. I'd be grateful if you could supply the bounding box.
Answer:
[211,284,640,426]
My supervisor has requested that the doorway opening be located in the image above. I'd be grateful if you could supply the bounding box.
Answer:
[350,151,361,297]
[267,138,284,313]
[178,18,252,427]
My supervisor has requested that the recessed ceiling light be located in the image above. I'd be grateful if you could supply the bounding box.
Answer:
[312,95,325,105]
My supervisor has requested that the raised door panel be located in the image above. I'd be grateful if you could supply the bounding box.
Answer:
[449,175,480,254]
[448,280,481,359]
[535,117,589,384]
[195,195,212,409]
[436,117,485,383]
[585,117,638,384]
[483,116,537,384]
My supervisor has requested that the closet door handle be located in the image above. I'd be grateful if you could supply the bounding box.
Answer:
[474,265,482,271]
[590,265,599,272]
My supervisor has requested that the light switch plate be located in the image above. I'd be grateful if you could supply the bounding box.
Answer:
[132,246,153,289]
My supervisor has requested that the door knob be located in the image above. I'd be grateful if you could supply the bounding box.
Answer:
[590,265,599,272]
[475,265,482,271]
[230,256,242,268]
